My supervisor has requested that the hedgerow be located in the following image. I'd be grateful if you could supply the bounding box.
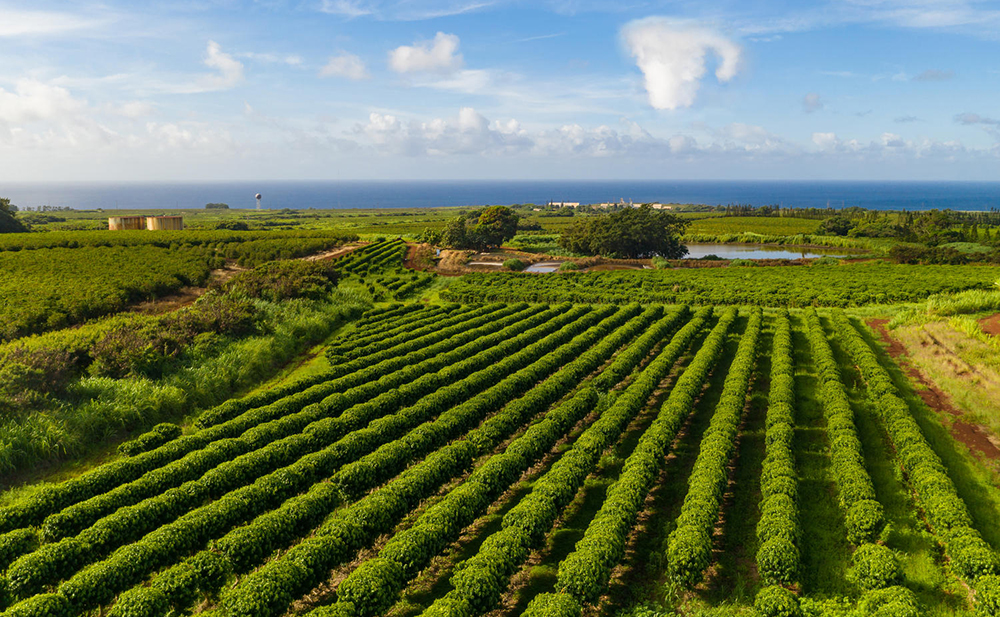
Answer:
[666,308,761,588]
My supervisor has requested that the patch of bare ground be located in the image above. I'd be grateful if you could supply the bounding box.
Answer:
[405,243,436,270]
[980,313,1000,338]
[303,244,362,261]
[867,319,1000,464]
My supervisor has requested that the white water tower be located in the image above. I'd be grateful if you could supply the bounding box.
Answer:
[255,193,262,210]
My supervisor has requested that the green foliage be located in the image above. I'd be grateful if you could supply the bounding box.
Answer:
[858,586,919,617]
[442,207,519,250]
[503,258,527,271]
[976,575,1000,616]
[851,544,900,591]
[558,261,580,271]
[651,256,670,269]
[0,197,28,233]
[223,260,339,302]
[522,593,582,617]
[558,205,689,259]
[444,262,1000,307]
[845,500,887,546]
[117,424,182,457]
[205,203,230,209]
[664,310,762,588]
[753,585,802,617]
[818,216,856,236]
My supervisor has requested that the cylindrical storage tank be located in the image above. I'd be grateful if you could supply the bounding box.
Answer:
[146,216,184,230]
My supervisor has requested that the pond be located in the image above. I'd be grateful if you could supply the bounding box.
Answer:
[683,243,854,260]
[525,261,563,273]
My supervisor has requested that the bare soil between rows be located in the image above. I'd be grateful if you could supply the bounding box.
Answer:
[867,319,1000,463]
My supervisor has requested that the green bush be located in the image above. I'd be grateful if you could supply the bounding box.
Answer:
[852,543,900,591]
[558,261,580,271]
[503,259,527,271]
[108,587,170,617]
[754,585,802,617]
[846,500,887,545]
[651,256,670,269]
[858,586,919,617]
[757,537,799,584]
[522,593,582,617]
[975,575,1000,616]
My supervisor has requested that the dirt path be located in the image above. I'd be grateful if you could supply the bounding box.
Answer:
[303,244,362,261]
[867,319,1000,463]
[980,313,1000,338]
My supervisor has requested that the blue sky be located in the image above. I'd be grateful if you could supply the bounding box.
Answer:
[1,0,999,181]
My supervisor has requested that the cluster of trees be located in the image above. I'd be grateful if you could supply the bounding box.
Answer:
[558,205,690,259]
[425,206,520,250]
[819,209,1000,246]
[205,203,230,210]
[0,198,27,233]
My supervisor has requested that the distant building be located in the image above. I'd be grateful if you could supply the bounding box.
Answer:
[547,201,580,208]
[108,215,184,231]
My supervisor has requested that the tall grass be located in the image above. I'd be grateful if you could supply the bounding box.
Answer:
[926,281,1000,316]
[0,289,368,479]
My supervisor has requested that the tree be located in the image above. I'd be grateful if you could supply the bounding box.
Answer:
[558,204,689,259]
[0,197,27,233]
[818,216,855,236]
[205,203,230,209]
[471,206,519,249]
[442,206,519,250]
[442,217,469,248]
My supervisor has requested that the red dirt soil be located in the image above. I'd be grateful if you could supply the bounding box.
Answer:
[979,313,1000,338]
[867,319,1000,463]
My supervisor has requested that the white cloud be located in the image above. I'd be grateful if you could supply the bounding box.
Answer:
[812,132,840,149]
[913,68,954,81]
[238,52,303,66]
[803,92,823,113]
[389,32,463,74]
[113,101,156,119]
[417,69,494,93]
[320,54,370,79]
[0,8,103,37]
[0,80,87,124]
[621,18,741,111]
[881,132,906,147]
[319,0,373,17]
[201,41,245,91]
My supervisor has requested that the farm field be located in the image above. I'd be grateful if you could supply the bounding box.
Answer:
[444,263,1000,307]
[0,301,998,617]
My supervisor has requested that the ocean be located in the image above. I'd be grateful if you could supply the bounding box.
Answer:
[4,180,1000,211]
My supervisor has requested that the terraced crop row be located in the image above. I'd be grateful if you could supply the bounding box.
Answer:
[2,305,996,617]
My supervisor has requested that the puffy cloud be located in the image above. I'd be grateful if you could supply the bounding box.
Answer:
[914,69,954,81]
[802,92,823,113]
[201,41,244,90]
[389,32,463,73]
[812,132,840,149]
[881,132,906,147]
[0,8,102,37]
[0,80,87,124]
[621,17,741,111]
[319,54,369,79]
